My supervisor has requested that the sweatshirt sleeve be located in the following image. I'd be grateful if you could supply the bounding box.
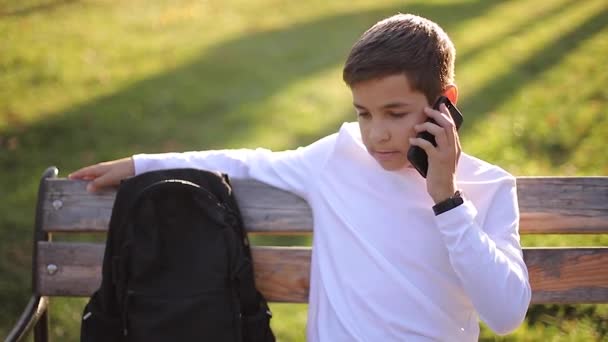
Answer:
[433,176,531,335]
[132,134,336,200]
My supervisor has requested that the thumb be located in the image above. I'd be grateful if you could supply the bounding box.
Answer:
[87,172,115,192]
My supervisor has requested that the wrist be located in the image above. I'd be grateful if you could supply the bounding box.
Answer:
[430,183,457,204]
[432,190,464,216]
[126,157,136,176]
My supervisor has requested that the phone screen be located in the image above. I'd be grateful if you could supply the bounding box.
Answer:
[406,96,464,178]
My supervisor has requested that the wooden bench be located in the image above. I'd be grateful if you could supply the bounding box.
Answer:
[7,166,608,341]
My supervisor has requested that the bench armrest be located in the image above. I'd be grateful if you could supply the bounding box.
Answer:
[5,296,49,342]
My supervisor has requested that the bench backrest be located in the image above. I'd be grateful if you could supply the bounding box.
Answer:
[35,174,608,304]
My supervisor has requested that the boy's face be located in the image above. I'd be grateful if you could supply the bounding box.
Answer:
[351,74,430,171]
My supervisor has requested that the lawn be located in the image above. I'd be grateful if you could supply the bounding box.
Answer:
[1,0,607,340]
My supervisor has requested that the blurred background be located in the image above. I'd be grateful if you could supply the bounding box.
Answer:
[1,0,606,340]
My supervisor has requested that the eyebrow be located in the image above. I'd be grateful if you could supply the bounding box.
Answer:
[353,101,413,110]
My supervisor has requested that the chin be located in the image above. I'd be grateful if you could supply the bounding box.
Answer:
[378,161,408,171]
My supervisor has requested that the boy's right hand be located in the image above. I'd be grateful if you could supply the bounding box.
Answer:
[68,157,135,192]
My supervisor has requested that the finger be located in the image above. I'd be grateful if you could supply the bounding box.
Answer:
[88,172,117,192]
[87,178,107,193]
[454,132,462,161]
[424,105,455,130]
[68,164,104,179]
[424,105,457,147]
[414,122,449,149]
[409,137,436,156]
[86,182,97,193]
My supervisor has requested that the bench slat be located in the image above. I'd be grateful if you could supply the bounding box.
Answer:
[42,177,608,234]
[37,242,608,304]
[37,242,310,303]
[524,248,608,303]
[517,177,608,234]
[43,178,313,234]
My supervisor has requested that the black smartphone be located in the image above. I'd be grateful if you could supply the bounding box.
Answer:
[406,96,464,178]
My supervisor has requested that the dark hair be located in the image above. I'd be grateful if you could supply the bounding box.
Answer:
[343,13,455,103]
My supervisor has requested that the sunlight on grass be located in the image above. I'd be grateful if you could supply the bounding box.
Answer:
[238,67,352,150]
[452,0,574,55]
[270,303,308,342]
[0,0,395,131]
[457,0,605,99]
[465,37,607,175]
[1,0,607,340]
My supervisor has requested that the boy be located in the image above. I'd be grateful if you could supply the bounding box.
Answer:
[70,13,531,341]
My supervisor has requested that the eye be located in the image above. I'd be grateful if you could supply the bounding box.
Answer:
[357,112,371,119]
[389,112,408,118]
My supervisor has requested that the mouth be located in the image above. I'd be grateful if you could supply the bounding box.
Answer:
[372,150,401,161]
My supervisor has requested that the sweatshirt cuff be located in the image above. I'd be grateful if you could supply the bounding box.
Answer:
[132,153,157,175]
[435,199,484,256]
[434,200,477,227]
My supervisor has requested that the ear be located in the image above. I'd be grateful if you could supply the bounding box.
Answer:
[443,84,458,105]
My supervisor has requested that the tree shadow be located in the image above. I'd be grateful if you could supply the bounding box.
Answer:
[0,0,506,173]
[4,0,605,338]
[457,0,581,64]
[5,0,551,336]
[0,0,77,17]
[458,7,608,157]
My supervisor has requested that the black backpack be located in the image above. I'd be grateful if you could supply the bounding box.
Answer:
[80,168,275,342]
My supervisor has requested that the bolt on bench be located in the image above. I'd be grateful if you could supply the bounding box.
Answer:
[7,166,608,341]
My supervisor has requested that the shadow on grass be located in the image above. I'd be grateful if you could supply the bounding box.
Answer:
[16,0,604,338]
[457,0,582,64]
[458,7,608,140]
[0,1,506,164]
[0,0,77,17]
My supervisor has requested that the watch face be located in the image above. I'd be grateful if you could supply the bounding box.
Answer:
[453,191,464,205]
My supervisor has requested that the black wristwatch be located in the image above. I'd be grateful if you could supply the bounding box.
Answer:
[432,190,464,216]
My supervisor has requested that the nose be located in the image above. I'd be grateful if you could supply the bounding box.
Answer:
[368,121,390,143]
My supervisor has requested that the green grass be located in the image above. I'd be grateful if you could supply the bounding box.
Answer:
[1,0,607,340]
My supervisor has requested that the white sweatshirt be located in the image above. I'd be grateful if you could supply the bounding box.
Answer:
[133,122,531,341]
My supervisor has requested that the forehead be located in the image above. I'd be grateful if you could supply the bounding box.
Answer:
[351,74,427,108]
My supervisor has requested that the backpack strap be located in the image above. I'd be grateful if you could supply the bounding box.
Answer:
[234,257,260,315]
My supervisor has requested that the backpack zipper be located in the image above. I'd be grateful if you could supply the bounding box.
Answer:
[122,289,134,336]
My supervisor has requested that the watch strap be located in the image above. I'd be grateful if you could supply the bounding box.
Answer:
[432,190,464,216]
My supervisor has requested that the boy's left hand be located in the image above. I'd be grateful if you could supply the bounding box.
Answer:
[409,104,461,204]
